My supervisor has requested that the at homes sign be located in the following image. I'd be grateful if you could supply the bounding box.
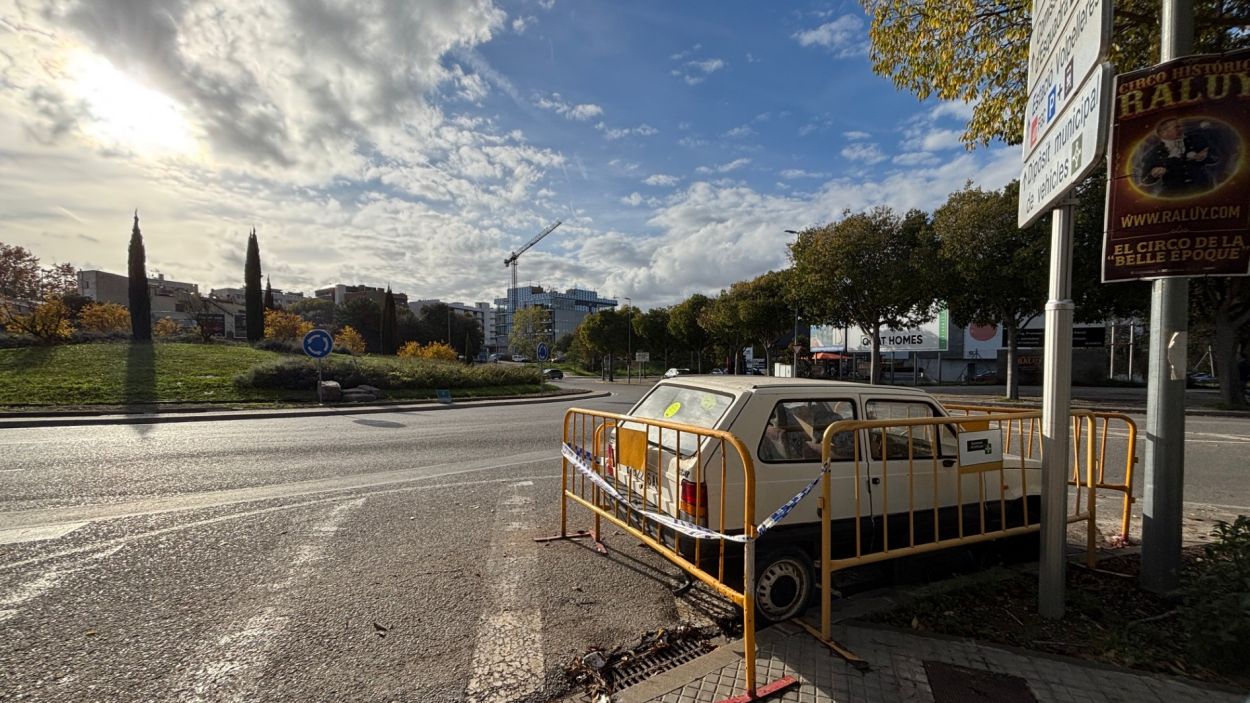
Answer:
[1103,49,1250,281]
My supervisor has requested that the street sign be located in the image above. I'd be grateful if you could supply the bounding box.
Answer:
[436,389,452,404]
[536,342,550,362]
[958,428,1004,471]
[302,329,334,359]
[1019,62,1114,227]
[1103,48,1250,281]
[1023,0,1113,160]
[635,351,650,362]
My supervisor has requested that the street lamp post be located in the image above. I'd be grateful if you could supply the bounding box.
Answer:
[625,296,632,384]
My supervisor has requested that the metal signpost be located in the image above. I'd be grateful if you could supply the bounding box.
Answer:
[1020,0,1112,619]
[302,329,334,404]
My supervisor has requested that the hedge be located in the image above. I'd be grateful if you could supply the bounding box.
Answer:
[236,356,543,390]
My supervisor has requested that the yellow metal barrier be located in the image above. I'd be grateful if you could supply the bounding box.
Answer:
[808,411,1099,643]
[542,407,795,700]
[945,404,1139,541]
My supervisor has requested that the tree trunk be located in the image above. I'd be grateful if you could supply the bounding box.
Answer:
[607,352,615,382]
[869,324,882,385]
[763,344,771,377]
[1005,323,1020,401]
[1212,310,1248,409]
[696,349,702,373]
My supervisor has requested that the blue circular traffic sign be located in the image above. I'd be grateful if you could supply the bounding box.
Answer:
[536,342,550,362]
[302,329,334,359]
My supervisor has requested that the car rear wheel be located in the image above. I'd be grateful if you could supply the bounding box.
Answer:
[753,548,814,624]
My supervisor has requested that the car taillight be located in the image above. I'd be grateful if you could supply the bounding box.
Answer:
[679,479,707,518]
[603,445,616,478]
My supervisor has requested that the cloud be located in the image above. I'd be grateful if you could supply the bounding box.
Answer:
[798,114,832,137]
[695,158,751,174]
[843,130,871,140]
[669,44,703,61]
[840,143,886,164]
[596,122,658,140]
[644,174,679,187]
[793,15,867,58]
[671,57,726,85]
[746,52,761,64]
[512,15,536,33]
[722,125,755,139]
[538,0,555,9]
[535,92,604,121]
[931,101,976,121]
[892,152,940,166]
[621,192,643,206]
[779,168,831,179]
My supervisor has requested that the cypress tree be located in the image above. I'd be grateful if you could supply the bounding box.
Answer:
[264,276,275,310]
[381,287,397,355]
[244,228,263,342]
[128,211,152,341]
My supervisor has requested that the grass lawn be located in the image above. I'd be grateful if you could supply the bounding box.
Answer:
[0,342,284,406]
[0,342,555,408]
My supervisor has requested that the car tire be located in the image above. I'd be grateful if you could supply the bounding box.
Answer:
[753,548,814,625]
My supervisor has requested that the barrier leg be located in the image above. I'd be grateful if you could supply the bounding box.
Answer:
[743,540,757,698]
[1085,417,1097,568]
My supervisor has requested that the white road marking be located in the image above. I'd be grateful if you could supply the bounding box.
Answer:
[0,521,87,545]
[465,488,543,702]
[0,545,121,622]
[174,497,365,703]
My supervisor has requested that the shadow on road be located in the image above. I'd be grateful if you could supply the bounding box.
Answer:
[124,341,156,436]
[350,417,406,429]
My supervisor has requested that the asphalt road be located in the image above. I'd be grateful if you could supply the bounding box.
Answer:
[0,377,1246,702]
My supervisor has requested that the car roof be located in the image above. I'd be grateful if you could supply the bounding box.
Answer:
[657,376,932,397]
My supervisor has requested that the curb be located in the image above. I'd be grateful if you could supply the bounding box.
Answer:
[0,389,612,429]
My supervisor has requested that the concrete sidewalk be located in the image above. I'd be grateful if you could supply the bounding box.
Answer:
[618,620,1246,703]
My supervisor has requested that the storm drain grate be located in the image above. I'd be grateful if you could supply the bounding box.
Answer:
[566,625,721,699]
[613,637,715,689]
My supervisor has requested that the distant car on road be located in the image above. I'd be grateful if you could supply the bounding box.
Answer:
[511,354,528,362]
[542,368,564,380]
[710,368,727,375]
[663,368,693,378]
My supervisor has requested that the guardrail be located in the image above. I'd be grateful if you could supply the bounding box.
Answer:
[803,410,1098,644]
[944,404,1139,541]
[542,407,797,701]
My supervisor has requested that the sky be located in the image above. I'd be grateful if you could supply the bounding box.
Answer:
[0,0,1019,309]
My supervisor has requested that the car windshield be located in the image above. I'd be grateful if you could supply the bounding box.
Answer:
[627,384,735,456]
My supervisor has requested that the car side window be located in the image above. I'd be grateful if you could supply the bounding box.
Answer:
[758,399,856,463]
[864,400,958,460]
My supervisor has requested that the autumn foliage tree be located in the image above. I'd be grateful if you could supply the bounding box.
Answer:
[154,317,180,337]
[398,340,457,360]
[1,295,74,342]
[334,326,367,355]
[264,309,315,341]
[78,302,132,334]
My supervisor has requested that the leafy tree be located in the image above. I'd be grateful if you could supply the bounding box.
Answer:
[789,207,939,384]
[264,309,315,341]
[39,262,77,297]
[335,297,382,352]
[264,276,275,311]
[579,308,630,378]
[633,307,673,370]
[699,293,747,373]
[554,332,576,354]
[62,294,93,321]
[863,0,1250,147]
[244,228,262,342]
[1192,278,1250,408]
[128,213,152,341]
[381,287,398,355]
[734,271,794,375]
[335,325,367,355]
[0,242,41,300]
[1,295,73,342]
[509,305,550,360]
[668,293,712,372]
[1070,169,1151,321]
[934,182,1047,399]
[398,340,457,361]
[287,298,336,326]
[78,302,131,333]
[154,317,180,337]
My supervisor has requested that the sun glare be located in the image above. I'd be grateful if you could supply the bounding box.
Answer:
[67,50,198,157]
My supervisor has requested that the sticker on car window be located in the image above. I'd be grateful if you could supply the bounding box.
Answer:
[663,402,682,418]
[699,395,717,411]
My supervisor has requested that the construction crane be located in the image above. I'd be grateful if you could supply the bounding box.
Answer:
[503,220,561,314]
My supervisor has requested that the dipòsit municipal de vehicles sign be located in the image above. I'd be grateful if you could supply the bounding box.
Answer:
[1102,48,1250,281]
[1018,0,1113,227]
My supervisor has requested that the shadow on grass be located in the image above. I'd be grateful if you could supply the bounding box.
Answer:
[125,341,157,435]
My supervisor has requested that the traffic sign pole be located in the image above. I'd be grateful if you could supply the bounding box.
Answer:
[1141,0,1192,595]
[1039,202,1075,618]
